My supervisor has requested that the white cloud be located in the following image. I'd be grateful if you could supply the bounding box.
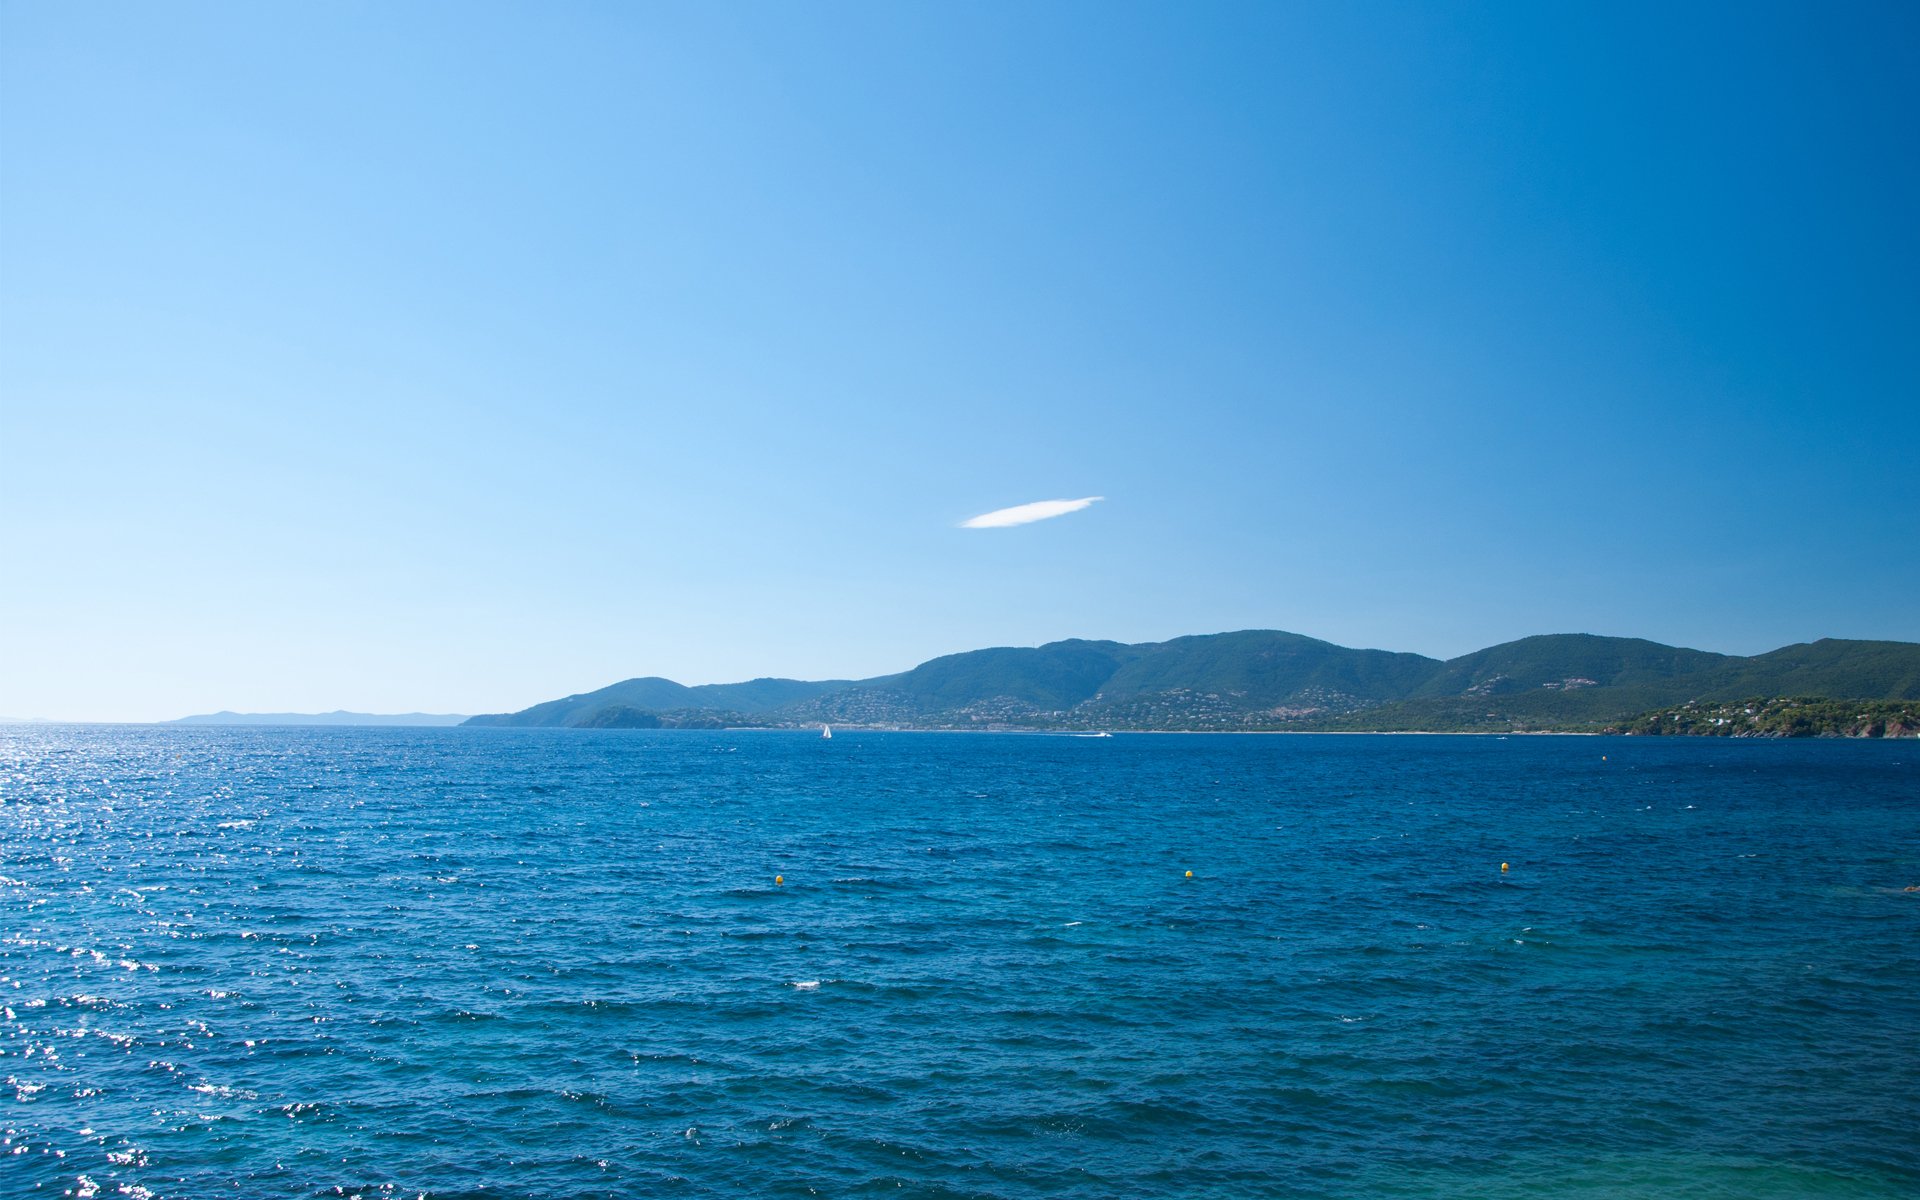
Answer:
[960,496,1105,529]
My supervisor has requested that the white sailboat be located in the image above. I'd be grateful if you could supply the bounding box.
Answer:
[821,724,832,739]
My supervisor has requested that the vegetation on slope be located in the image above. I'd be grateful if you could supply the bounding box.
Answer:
[464,631,1920,733]
[1611,697,1920,738]
[1096,630,1438,710]
[1413,634,1730,699]
[881,640,1143,711]
[466,676,847,726]
[1699,641,1920,702]
[570,706,752,730]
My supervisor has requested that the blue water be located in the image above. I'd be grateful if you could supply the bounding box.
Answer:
[2,728,1916,1199]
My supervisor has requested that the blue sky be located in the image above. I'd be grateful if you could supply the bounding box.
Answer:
[2,2,1915,721]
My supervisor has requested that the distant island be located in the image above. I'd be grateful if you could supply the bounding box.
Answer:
[170,711,468,727]
[463,630,1920,737]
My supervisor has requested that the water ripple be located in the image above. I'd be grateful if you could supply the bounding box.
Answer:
[1,726,1915,1197]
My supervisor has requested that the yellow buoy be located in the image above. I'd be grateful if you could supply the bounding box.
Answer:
[1500,862,1509,873]
[775,875,784,886]
[1184,870,1193,878]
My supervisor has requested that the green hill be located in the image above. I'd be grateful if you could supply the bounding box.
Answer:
[1098,630,1438,708]
[688,677,857,712]
[463,629,1920,732]
[883,639,1143,711]
[464,675,849,727]
[1700,640,1920,701]
[1413,634,1730,698]
[1312,638,1920,733]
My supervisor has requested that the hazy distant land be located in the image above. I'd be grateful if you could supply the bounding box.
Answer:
[462,630,1920,737]
[169,711,469,727]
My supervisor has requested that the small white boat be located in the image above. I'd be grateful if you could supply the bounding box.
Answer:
[821,724,832,739]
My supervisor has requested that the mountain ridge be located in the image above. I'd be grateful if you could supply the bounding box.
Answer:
[461,676,853,727]
[463,630,1920,734]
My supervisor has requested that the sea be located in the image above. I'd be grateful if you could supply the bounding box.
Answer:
[2,726,1915,1199]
